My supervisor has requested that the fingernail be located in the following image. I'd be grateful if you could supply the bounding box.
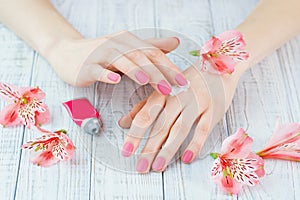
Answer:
[136,158,149,173]
[152,157,166,171]
[173,37,180,44]
[175,73,188,86]
[157,80,171,95]
[122,142,134,157]
[135,71,149,84]
[117,116,125,127]
[108,73,120,82]
[182,150,193,163]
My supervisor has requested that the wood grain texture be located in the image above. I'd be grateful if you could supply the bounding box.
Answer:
[0,24,34,200]
[0,0,299,200]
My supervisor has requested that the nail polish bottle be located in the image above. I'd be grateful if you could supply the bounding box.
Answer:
[63,98,102,135]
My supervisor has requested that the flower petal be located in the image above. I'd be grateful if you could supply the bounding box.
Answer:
[35,107,50,126]
[211,157,222,177]
[210,55,236,74]
[31,150,59,167]
[218,30,244,44]
[218,30,249,61]
[201,36,222,54]
[221,128,253,158]
[266,121,300,147]
[213,173,243,195]
[20,87,46,101]
[0,82,20,102]
[0,103,22,127]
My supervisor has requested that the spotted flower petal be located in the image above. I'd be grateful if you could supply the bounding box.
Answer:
[191,30,249,75]
[0,82,50,128]
[22,130,75,167]
[0,82,20,102]
[211,128,264,195]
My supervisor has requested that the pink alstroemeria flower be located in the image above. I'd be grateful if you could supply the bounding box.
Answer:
[190,30,249,74]
[0,82,50,128]
[257,121,300,161]
[22,129,75,167]
[211,128,265,195]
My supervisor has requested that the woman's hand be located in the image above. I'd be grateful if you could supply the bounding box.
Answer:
[118,62,246,173]
[45,30,188,94]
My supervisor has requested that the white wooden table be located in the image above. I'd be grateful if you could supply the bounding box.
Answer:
[1,0,300,199]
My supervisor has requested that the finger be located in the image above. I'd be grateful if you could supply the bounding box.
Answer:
[135,97,183,173]
[181,111,213,164]
[150,107,197,172]
[115,33,188,87]
[143,48,188,87]
[144,37,180,54]
[125,50,173,95]
[121,92,166,157]
[118,98,147,129]
[77,64,121,86]
[110,49,150,85]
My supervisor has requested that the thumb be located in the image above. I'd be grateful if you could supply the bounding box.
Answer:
[144,37,180,53]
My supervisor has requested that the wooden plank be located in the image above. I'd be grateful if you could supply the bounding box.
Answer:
[0,23,34,200]
[90,0,164,199]
[13,0,96,199]
[211,0,300,199]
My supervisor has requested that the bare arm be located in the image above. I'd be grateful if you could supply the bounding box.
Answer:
[0,0,188,91]
[0,0,82,56]
[236,0,300,76]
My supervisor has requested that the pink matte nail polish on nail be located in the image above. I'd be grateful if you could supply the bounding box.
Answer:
[152,157,166,171]
[135,71,149,84]
[175,74,188,86]
[157,80,171,95]
[108,73,120,82]
[182,150,194,163]
[122,142,134,157]
[136,158,149,173]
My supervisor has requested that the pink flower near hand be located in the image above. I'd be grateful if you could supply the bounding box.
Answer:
[0,82,50,128]
[190,30,249,74]
[257,120,300,161]
[22,129,75,167]
[211,128,265,195]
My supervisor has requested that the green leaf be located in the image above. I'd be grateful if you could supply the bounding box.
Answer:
[189,50,200,56]
[210,152,219,159]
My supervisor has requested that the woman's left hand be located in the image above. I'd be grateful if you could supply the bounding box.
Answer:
[118,62,246,173]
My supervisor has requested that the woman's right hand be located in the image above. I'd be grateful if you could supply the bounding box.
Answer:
[46,30,188,94]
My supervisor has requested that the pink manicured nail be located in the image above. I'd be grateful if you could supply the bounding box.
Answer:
[136,158,149,173]
[108,73,120,82]
[182,150,193,163]
[135,71,149,84]
[175,74,188,86]
[152,157,166,171]
[122,142,134,157]
[157,80,171,95]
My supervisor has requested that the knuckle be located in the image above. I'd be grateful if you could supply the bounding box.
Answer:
[190,138,203,150]
[133,110,152,127]
[196,124,210,134]
[146,49,163,58]
[127,51,143,60]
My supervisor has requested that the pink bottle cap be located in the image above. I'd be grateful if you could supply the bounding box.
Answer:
[63,98,100,127]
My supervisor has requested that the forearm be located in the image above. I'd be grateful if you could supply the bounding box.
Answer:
[235,0,300,76]
[0,0,83,57]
